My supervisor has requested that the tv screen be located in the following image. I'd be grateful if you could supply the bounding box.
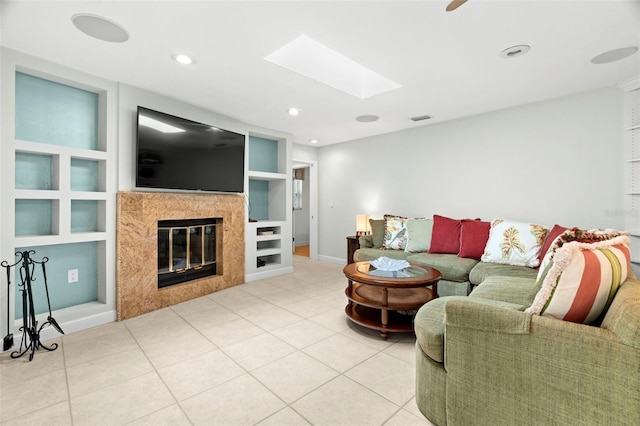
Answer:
[136,106,245,193]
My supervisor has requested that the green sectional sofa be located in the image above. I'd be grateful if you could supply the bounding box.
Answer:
[414,270,640,426]
[354,218,538,297]
[354,216,640,425]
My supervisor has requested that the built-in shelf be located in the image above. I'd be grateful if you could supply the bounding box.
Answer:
[247,171,287,181]
[245,133,292,280]
[621,76,640,276]
[2,57,117,343]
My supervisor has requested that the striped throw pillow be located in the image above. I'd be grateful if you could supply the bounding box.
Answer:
[526,235,630,324]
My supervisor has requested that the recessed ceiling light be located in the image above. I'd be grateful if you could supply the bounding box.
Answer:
[591,46,639,64]
[499,45,531,59]
[171,52,196,65]
[265,35,401,99]
[71,13,129,43]
[288,107,301,116]
[356,115,379,123]
[309,139,318,144]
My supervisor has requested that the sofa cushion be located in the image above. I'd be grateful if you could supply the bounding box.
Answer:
[407,252,478,283]
[601,275,640,349]
[526,235,630,324]
[470,275,537,307]
[481,219,548,268]
[383,214,408,250]
[469,261,538,285]
[429,214,462,254]
[370,219,385,248]
[405,218,433,253]
[415,296,526,363]
[353,247,410,263]
[458,220,490,260]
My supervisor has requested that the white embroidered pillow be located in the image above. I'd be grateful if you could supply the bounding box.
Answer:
[481,219,548,268]
[526,235,630,324]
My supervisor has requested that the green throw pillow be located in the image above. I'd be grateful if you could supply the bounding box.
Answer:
[370,219,385,248]
[405,218,433,252]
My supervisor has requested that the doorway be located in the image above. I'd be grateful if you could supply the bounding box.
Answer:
[292,159,318,260]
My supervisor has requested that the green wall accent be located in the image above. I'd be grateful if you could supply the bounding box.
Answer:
[14,242,99,319]
[249,180,269,220]
[249,136,278,173]
[15,199,53,236]
[15,72,99,149]
[15,152,53,190]
[71,158,100,191]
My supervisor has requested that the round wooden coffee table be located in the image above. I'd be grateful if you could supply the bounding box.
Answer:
[343,261,441,340]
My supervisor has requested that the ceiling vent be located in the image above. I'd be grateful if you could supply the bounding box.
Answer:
[410,115,432,122]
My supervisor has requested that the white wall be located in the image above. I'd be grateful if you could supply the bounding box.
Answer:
[317,86,625,261]
[292,144,318,163]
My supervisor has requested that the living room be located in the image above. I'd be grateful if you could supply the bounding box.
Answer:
[1,1,639,425]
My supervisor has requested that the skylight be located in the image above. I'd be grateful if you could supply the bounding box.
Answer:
[264,35,401,99]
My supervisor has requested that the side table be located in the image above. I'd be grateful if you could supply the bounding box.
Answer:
[346,235,360,264]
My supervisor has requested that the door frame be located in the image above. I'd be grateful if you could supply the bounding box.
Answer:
[292,159,318,260]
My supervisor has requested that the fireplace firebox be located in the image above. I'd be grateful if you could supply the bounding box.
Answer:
[158,218,221,288]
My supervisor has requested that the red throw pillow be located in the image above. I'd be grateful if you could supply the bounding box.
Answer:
[458,220,491,260]
[429,215,462,254]
[537,224,569,265]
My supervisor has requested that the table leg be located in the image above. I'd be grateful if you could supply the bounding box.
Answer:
[380,287,389,340]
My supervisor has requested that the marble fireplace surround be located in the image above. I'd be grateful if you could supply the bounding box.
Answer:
[116,191,245,321]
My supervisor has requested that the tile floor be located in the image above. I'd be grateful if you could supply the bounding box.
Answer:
[0,256,434,426]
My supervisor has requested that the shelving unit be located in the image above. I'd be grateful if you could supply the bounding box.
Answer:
[1,51,117,342]
[245,134,293,280]
[621,75,640,274]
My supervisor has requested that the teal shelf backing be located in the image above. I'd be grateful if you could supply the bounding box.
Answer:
[248,180,269,220]
[71,158,100,191]
[249,136,278,173]
[14,242,99,319]
[15,199,53,236]
[71,200,100,233]
[15,72,99,150]
[15,152,54,190]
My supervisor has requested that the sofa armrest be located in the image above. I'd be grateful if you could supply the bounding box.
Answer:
[443,299,640,425]
[358,234,374,248]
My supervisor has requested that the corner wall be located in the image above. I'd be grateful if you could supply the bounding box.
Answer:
[317,86,625,261]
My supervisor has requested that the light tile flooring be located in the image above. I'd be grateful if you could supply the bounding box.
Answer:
[0,256,434,426]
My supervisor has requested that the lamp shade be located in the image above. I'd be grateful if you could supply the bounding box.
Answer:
[356,214,371,236]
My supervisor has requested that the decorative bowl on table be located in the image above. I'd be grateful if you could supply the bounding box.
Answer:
[369,256,410,271]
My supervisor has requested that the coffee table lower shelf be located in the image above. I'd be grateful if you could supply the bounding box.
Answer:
[344,304,416,335]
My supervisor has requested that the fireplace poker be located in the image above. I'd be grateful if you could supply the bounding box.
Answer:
[40,261,64,335]
[3,262,12,351]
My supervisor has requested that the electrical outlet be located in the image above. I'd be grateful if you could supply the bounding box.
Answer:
[68,269,79,283]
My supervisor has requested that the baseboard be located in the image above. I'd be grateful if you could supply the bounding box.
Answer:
[245,266,295,282]
[318,255,346,265]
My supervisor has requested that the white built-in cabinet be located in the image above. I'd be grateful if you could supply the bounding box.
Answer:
[621,75,640,272]
[1,49,117,340]
[245,132,293,280]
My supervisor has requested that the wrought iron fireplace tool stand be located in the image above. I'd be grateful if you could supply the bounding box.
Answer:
[1,250,64,361]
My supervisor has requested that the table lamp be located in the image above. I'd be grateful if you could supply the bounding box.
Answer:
[356,214,371,236]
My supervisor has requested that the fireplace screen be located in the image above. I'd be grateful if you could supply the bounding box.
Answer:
[158,218,219,288]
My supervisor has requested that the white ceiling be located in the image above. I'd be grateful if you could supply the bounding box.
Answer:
[1,0,639,146]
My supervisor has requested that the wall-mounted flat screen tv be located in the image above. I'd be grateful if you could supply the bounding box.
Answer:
[136,106,245,193]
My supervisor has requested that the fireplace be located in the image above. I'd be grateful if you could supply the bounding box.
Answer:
[157,218,221,288]
[116,191,245,321]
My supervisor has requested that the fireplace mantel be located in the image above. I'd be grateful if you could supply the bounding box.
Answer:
[116,191,245,320]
